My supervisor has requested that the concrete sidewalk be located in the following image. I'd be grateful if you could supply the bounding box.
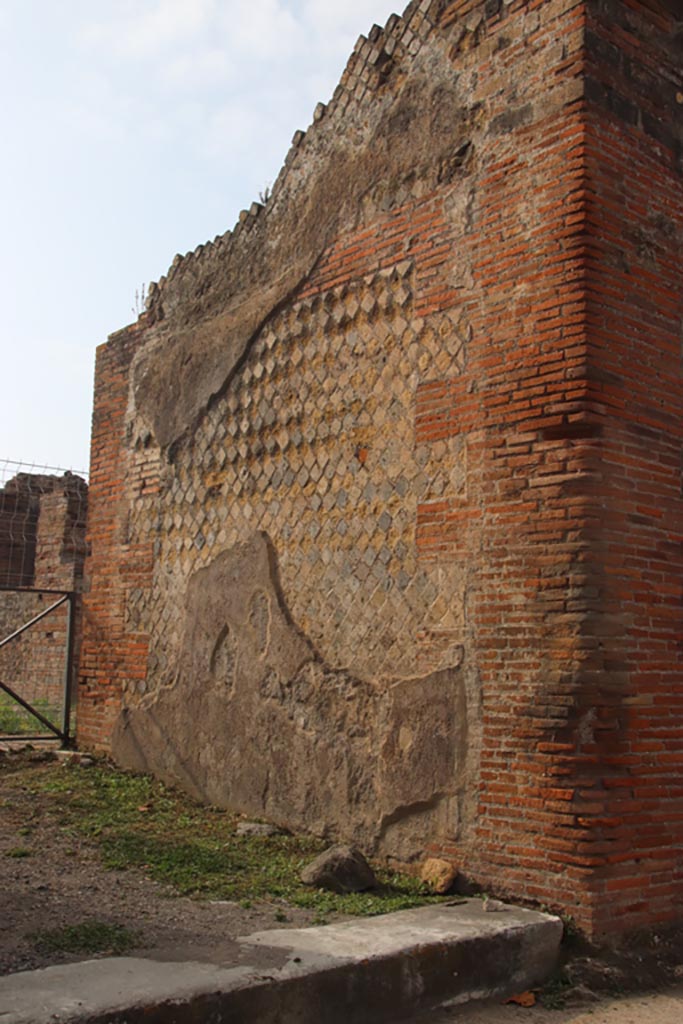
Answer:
[0,899,562,1024]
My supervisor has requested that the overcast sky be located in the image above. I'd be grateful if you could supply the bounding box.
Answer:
[0,0,401,475]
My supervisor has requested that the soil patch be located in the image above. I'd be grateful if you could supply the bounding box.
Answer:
[0,746,440,976]
[3,745,683,1007]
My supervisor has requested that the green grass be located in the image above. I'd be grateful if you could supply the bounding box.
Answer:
[23,761,445,918]
[5,846,32,858]
[0,697,61,735]
[30,922,139,956]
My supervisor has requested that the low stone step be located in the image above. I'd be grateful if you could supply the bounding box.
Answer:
[0,899,562,1024]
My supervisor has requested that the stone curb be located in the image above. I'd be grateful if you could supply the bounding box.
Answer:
[0,900,563,1024]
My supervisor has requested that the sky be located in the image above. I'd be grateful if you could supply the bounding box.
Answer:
[0,0,401,475]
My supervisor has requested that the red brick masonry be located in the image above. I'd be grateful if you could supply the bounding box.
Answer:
[78,0,682,938]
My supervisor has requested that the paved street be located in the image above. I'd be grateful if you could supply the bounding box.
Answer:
[400,985,683,1024]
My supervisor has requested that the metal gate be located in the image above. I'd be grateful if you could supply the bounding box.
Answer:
[0,458,87,746]
[0,587,76,744]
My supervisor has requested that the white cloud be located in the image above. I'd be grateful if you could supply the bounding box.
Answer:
[80,0,218,59]
[163,47,233,89]
[204,98,264,160]
[78,0,302,65]
[301,0,399,45]
[216,0,301,59]
[0,0,406,468]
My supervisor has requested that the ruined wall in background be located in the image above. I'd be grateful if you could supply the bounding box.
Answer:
[78,0,683,938]
[0,474,87,727]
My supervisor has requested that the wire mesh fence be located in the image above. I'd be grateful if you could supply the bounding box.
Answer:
[0,458,88,590]
[0,459,88,739]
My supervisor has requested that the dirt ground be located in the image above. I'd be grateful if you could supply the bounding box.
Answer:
[3,743,683,1024]
[0,745,317,976]
[403,986,683,1024]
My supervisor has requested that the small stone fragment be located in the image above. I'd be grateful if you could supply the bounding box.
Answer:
[236,821,283,837]
[483,897,509,913]
[27,750,55,763]
[301,844,377,894]
[420,857,458,894]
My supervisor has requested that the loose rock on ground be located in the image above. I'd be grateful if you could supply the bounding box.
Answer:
[300,845,377,894]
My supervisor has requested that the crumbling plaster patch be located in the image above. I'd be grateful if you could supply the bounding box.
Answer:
[131,36,479,452]
[113,0,507,857]
[113,533,472,859]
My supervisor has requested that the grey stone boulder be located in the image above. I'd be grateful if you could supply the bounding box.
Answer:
[236,821,284,837]
[300,845,377,894]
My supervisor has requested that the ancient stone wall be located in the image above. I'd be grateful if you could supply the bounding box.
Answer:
[0,473,87,728]
[77,0,683,938]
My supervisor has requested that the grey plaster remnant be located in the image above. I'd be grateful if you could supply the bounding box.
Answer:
[236,821,284,837]
[112,533,469,859]
[131,38,477,451]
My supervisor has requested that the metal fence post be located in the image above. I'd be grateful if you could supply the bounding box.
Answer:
[61,592,76,747]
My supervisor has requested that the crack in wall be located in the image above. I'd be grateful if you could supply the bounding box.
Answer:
[113,533,471,859]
